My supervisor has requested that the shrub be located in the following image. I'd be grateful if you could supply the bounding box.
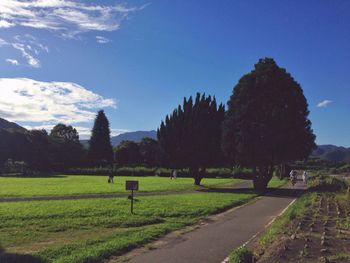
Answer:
[309,175,348,192]
[229,246,253,263]
[66,166,238,178]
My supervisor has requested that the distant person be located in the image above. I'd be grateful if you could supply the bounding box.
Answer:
[170,169,177,179]
[289,169,296,186]
[302,171,308,184]
[173,169,177,179]
[108,174,114,183]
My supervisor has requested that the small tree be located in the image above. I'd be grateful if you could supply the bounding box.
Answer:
[114,140,141,166]
[158,93,225,185]
[88,110,114,165]
[139,137,159,167]
[50,124,84,169]
[222,58,316,191]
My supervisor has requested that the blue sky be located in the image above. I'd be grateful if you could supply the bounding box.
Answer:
[0,0,349,146]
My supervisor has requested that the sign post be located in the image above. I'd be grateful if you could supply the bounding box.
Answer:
[126,180,139,214]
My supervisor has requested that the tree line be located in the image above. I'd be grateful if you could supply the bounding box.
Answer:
[0,58,316,191]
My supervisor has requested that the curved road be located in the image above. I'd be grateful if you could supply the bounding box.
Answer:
[123,181,306,263]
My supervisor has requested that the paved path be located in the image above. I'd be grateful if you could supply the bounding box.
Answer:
[0,190,196,203]
[127,181,306,263]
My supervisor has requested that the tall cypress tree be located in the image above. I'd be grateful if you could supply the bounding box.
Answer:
[158,93,225,185]
[222,58,316,191]
[88,110,114,165]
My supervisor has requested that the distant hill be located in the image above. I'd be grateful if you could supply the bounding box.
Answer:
[111,130,157,146]
[81,130,157,148]
[0,117,26,132]
[312,145,350,163]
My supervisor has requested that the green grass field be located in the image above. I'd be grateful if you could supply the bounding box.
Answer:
[0,176,286,263]
[0,175,240,198]
[0,192,257,263]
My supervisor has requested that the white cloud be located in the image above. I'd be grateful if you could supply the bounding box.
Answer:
[96,36,109,44]
[0,0,146,37]
[0,20,15,28]
[23,124,128,140]
[0,38,8,46]
[0,78,116,125]
[5,58,19,65]
[317,100,333,108]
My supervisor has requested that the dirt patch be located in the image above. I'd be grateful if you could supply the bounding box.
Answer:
[6,228,128,254]
[254,194,350,263]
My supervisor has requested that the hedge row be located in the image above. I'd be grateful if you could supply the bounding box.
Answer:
[66,166,254,179]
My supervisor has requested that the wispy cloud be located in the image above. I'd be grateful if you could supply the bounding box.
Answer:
[0,78,116,125]
[0,38,8,46]
[317,100,333,108]
[96,36,109,44]
[0,0,146,37]
[1,34,48,67]
[5,58,19,65]
[12,42,40,67]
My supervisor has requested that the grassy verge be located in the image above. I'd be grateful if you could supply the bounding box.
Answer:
[229,246,254,263]
[0,192,257,263]
[258,192,316,247]
[0,176,240,198]
[268,177,288,188]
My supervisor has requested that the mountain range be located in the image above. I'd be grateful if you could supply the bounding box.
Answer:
[80,130,157,148]
[1,117,349,162]
[312,144,350,163]
[0,117,26,132]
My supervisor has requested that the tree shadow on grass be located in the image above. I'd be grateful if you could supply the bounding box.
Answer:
[197,185,306,198]
[0,174,67,178]
[197,187,256,195]
[0,248,45,263]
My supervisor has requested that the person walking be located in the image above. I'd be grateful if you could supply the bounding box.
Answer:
[108,174,114,183]
[302,170,308,185]
[289,169,296,186]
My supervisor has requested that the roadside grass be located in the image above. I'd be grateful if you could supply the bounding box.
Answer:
[0,192,257,263]
[329,253,350,261]
[268,177,288,188]
[229,246,253,263]
[335,191,350,230]
[0,176,240,198]
[258,192,316,247]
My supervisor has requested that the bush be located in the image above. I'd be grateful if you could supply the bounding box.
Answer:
[232,167,254,179]
[309,175,348,192]
[66,166,238,178]
[229,246,253,263]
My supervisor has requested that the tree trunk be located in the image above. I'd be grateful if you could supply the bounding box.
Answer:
[253,177,268,192]
[191,167,203,186]
[253,166,272,192]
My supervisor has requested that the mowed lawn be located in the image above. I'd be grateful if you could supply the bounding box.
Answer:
[0,177,286,263]
[0,175,241,198]
[0,192,257,263]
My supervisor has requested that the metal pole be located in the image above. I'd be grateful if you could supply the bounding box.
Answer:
[131,189,134,214]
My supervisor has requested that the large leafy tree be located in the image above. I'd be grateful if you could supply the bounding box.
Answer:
[222,58,316,191]
[50,124,85,169]
[88,110,114,165]
[158,93,225,185]
[50,124,79,142]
